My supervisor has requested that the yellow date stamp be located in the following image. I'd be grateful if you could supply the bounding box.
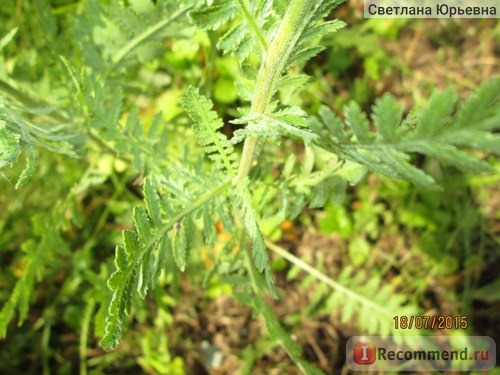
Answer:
[393,315,468,330]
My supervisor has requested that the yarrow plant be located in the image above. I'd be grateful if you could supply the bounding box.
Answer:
[0,0,498,373]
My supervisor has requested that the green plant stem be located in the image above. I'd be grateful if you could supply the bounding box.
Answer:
[243,237,262,293]
[42,322,51,375]
[265,240,393,317]
[237,136,259,179]
[80,298,95,375]
[237,0,312,179]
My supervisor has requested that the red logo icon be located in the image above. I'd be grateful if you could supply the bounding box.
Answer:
[354,342,376,364]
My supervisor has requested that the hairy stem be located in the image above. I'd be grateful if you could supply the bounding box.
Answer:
[237,0,312,179]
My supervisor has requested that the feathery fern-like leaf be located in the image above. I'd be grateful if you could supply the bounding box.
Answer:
[73,0,191,73]
[312,80,500,190]
[0,212,70,338]
[283,6,345,70]
[270,242,422,345]
[191,0,273,60]
[372,93,403,142]
[253,294,325,375]
[0,98,78,187]
[454,79,500,131]
[190,2,238,31]
[172,220,189,272]
[231,179,277,296]
[101,175,232,349]
[181,86,237,175]
[231,105,317,145]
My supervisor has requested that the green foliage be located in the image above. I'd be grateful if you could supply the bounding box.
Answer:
[191,0,273,60]
[311,81,499,190]
[0,0,499,373]
[101,175,232,349]
[232,178,277,296]
[0,97,78,188]
[321,266,417,335]
[278,243,421,342]
[0,208,70,338]
[0,120,21,168]
[73,0,192,74]
[231,104,317,145]
[181,86,237,175]
[251,293,324,375]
